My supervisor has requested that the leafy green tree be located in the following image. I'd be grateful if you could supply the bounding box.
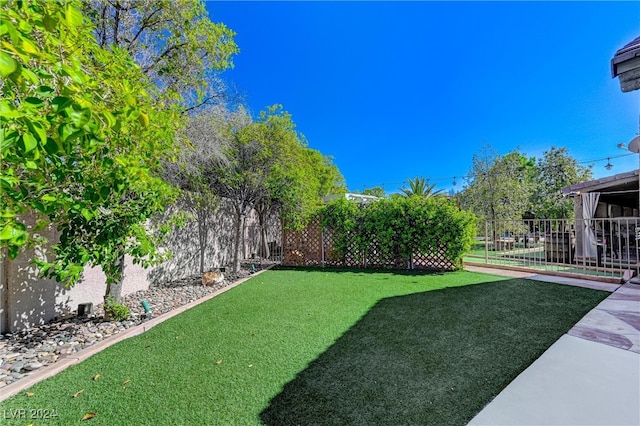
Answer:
[358,187,386,198]
[83,0,239,112]
[0,1,181,300]
[204,105,345,271]
[164,105,245,274]
[458,146,535,234]
[531,146,592,219]
[400,176,443,198]
[204,108,271,273]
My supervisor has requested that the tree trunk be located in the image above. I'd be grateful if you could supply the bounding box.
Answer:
[232,211,244,273]
[198,208,208,274]
[104,253,124,304]
[258,210,270,259]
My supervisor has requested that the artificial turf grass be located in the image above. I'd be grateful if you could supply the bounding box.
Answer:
[0,269,608,425]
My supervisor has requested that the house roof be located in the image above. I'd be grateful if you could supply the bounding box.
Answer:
[323,193,380,204]
[562,170,639,209]
[612,35,640,78]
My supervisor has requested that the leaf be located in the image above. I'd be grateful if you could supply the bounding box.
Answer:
[66,4,84,28]
[138,112,149,127]
[0,51,17,77]
[25,97,45,108]
[36,86,55,98]
[22,133,37,153]
[81,208,93,221]
[81,412,96,421]
[92,373,101,381]
[25,392,35,397]
[44,137,59,155]
[22,38,38,54]
[216,359,223,365]
[72,389,85,398]
[51,96,72,112]
[0,224,26,242]
[121,379,130,386]
[26,120,46,144]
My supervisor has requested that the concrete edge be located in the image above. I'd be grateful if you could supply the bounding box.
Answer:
[0,265,277,402]
[464,261,625,285]
[464,264,621,292]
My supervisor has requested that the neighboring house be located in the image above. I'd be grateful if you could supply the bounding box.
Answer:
[323,193,380,205]
[612,35,640,92]
[562,170,639,260]
[0,200,281,333]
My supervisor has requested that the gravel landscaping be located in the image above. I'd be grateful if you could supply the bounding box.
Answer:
[0,262,275,389]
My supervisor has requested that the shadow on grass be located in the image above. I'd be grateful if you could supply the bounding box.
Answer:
[259,279,607,425]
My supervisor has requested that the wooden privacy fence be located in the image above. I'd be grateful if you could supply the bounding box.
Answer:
[282,217,458,270]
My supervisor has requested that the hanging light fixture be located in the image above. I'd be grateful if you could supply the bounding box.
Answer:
[605,157,613,170]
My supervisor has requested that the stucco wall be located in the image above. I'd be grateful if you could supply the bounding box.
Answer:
[1,200,281,333]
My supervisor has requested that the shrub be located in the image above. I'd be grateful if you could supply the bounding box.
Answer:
[104,297,130,322]
[319,196,477,269]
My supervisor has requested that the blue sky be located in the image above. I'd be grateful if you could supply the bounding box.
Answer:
[206,1,640,194]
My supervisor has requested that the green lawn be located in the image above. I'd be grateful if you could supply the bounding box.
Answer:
[0,268,607,425]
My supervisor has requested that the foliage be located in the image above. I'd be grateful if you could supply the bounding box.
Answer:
[531,146,593,219]
[207,104,345,271]
[0,0,180,287]
[399,176,443,198]
[103,297,130,321]
[355,186,386,198]
[164,105,243,273]
[83,0,239,112]
[320,196,477,269]
[457,145,535,228]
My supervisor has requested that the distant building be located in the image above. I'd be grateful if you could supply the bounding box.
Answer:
[322,193,380,205]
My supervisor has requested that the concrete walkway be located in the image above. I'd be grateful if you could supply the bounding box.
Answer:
[467,265,640,426]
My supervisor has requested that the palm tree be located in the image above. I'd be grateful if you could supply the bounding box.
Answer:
[400,176,443,198]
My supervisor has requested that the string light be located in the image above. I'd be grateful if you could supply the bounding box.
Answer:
[605,158,613,170]
[354,152,634,192]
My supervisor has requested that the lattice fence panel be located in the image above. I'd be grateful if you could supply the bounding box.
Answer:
[282,217,323,266]
[283,217,458,271]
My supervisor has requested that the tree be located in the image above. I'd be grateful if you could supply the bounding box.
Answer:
[458,146,535,229]
[1,1,181,300]
[164,105,245,274]
[83,0,239,112]
[358,187,386,198]
[531,146,592,219]
[205,105,346,271]
[399,176,443,198]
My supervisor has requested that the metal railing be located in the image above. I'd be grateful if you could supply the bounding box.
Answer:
[465,218,640,282]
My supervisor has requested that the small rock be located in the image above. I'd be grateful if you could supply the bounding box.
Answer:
[24,362,43,371]
[10,362,25,372]
[202,270,225,286]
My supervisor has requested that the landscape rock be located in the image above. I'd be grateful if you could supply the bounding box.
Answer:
[0,261,274,389]
[202,270,225,286]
